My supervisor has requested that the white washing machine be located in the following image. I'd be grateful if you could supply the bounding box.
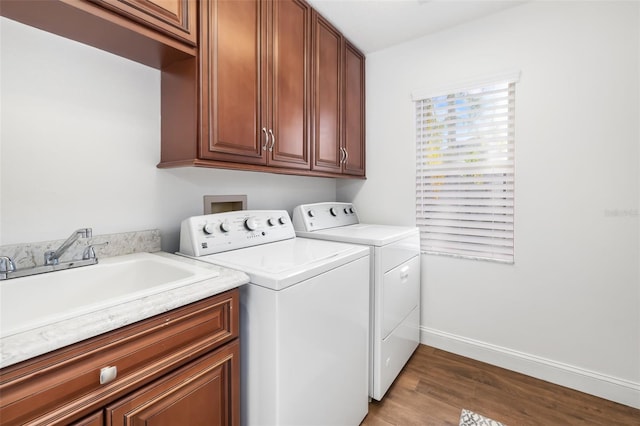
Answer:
[293,202,420,401]
[178,210,370,426]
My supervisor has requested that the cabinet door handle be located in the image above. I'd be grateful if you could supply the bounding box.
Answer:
[339,147,345,163]
[268,129,275,152]
[262,127,269,150]
[343,148,349,164]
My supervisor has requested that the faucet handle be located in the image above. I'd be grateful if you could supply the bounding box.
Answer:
[83,242,109,260]
[44,250,58,265]
[0,256,16,273]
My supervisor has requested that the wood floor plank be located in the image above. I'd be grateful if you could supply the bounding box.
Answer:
[361,345,640,426]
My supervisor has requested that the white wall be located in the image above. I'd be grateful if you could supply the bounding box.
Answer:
[338,1,640,407]
[0,17,336,251]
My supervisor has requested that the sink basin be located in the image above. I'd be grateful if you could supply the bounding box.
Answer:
[0,252,219,339]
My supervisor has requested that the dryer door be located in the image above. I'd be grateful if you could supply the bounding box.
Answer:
[382,255,420,338]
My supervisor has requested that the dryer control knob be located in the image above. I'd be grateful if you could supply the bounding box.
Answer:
[308,210,315,218]
[203,223,215,234]
[267,217,277,226]
[279,216,287,225]
[330,207,338,216]
[219,221,231,233]
[244,218,258,231]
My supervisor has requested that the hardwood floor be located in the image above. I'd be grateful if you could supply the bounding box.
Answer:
[361,345,639,425]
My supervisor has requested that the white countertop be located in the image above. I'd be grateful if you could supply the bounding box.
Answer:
[0,252,249,368]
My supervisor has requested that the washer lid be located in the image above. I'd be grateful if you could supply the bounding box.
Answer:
[192,238,369,290]
[296,224,419,247]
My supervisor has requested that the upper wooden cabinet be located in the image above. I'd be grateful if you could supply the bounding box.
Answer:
[91,0,197,46]
[311,13,365,177]
[159,0,364,178]
[1,0,365,178]
[0,0,197,69]
[199,0,311,171]
[343,41,366,176]
[312,13,342,174]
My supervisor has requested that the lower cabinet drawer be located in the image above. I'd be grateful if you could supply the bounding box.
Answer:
[0,289,239,425]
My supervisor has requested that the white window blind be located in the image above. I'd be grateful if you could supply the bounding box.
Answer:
[414,74,517,263]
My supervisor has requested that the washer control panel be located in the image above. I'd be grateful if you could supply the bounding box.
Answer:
[292,202,359,232]
[179,210,295,257]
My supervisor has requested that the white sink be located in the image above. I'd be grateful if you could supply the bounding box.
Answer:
[0,252,220,339]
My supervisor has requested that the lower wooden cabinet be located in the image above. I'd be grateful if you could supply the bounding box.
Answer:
[71,411,104,426]
[0,289,240,426]
[106,341,239,426]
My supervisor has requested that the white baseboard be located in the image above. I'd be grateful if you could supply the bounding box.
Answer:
[421,327,640,409]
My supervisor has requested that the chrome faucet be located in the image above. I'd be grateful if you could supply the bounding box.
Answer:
[45,228,92,266]
[1,228,103,281]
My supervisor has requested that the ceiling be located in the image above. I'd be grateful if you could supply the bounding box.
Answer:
[305,0,526,54]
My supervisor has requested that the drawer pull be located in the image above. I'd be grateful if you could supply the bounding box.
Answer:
[400,265,410,281]
[100,366,118,385]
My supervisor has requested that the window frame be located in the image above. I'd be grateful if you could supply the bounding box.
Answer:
[413,71,520,263]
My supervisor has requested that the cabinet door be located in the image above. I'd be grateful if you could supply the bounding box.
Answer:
[71,411,104,426]
[311,13,343,174]
[93,0,197,46]
[267,0,311,169]
[343,42,366,177]
[200,0,266,165]
[106,340,240,426]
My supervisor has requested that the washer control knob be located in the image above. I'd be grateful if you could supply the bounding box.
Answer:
[219,221,231,233]
[203,223,215,234]
[267,217,277,226]
[344,208,349,214]
[244,217,258,231]
[349,207,355,214]
[278,216,287,225]
[330,207,338,216]
[308,210,315,218]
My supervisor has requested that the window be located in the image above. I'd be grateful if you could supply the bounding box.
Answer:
[414,72,519,263]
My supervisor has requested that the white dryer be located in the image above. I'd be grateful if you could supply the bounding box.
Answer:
[178,210,370,426]
[293,202,420,401]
